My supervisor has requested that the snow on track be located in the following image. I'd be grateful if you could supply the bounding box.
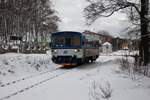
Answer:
[0,70,55,88]
[0,68,71,100]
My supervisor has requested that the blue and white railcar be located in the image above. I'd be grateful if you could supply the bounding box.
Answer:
[51,31,99,65]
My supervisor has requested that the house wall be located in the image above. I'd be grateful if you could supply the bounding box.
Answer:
[102,45,112,54]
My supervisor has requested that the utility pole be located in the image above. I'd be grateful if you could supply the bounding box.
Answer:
[140,0,149,65]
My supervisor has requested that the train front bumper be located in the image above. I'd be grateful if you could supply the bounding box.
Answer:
[52,56,77,65]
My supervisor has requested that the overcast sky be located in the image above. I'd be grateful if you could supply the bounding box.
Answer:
[52,0,130,37]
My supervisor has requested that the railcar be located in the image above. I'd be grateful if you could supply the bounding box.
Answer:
[51,31,99,65]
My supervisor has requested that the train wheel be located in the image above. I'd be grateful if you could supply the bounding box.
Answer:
[90,59,94,62]
[90,56,96,63]
[83,58,89,64]
[92,56,97,62]
[77,59,83,66]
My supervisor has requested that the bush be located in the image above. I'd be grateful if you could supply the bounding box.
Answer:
[118,57,131,72]
[117,56,150,78]
[89,80,112,100]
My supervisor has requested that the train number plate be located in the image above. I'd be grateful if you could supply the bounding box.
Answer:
[63,50,68,54]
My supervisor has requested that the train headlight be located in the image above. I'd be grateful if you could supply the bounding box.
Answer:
[52,49,57,53]
[54,50,57,53]
[74,49,77,52]
[74,49,80,52]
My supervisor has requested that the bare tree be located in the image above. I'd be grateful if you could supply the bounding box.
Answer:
[0,0,60,51]
[84,0,149,65]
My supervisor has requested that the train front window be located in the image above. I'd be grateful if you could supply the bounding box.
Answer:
[52,37,65,47]
[71,37,80,46]
[52,36,81,47]
[65,38,71,46]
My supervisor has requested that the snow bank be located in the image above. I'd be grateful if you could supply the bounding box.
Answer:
[0,51,57,83]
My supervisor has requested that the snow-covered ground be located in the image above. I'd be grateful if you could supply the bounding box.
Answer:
[100,50,139,56]
[0,51,57,83]
[0,50,150,100]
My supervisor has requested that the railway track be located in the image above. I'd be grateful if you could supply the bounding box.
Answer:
[0,68,59,88]
[0,68,71,100]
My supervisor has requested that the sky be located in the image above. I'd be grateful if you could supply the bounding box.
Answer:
[52,0,130,37]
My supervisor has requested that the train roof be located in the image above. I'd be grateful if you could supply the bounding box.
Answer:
[52,31,99,36]
[82,31,100,36]
[51,31,82,35]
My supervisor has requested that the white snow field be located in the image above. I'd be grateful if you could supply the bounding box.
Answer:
[0,50,150,100]
[0,51,57,83]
